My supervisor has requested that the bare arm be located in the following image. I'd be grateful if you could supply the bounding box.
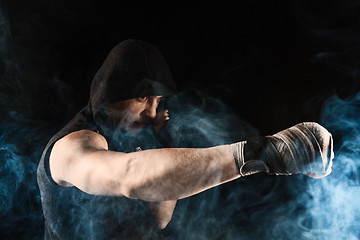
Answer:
[150,200,177,229]
[50,130,240,202]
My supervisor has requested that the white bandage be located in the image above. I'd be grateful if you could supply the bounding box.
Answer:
[230,141,246,176]
[230,122,334,177]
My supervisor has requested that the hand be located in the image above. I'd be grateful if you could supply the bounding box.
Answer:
[153,109,170,133]
[233,122,334,178]
[269,122,334,178]
[299,122,334,179]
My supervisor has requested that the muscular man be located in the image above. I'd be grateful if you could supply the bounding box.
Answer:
[37,39,333,239]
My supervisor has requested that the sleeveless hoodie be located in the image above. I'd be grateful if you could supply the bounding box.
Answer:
[37,39,177,240]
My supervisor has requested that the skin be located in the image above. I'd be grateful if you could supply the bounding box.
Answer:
[49,95,332,229]
[105,96,176,228]
[104,96,169,134]
[50,96,239,229]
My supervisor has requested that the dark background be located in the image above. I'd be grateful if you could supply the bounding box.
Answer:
[3,0,360,133]
[1,0,360,239]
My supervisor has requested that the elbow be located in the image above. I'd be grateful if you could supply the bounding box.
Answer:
[119,174,146,199]
[117,156,156,200]
[115,155,173,201]
[121,181,155,200]
[120,179,164,201]
[102,155,142,198]
[121,183,138,199]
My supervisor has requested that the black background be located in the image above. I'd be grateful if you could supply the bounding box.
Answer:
[1,0,360,239]
[3,0,360,133]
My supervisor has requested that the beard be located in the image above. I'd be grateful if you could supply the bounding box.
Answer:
[119,112,151,134]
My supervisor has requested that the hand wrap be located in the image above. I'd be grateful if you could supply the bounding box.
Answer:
[231,122,334,177]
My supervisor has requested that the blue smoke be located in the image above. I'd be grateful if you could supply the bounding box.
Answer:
[160,90,360,240]
[1,1,360,239]
[303,93,360,239]
[0,5,73,239]
[0,111,49,240]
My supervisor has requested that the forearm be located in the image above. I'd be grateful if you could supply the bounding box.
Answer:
[110,145,240,201]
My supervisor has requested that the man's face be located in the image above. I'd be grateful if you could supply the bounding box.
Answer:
[106,96,162,133]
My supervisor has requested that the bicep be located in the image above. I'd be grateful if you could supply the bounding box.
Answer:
[68,149,128,195]
[49,130,127,196]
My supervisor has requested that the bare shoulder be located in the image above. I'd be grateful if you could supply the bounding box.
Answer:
[59,129,108,150]
[50,130,108,186]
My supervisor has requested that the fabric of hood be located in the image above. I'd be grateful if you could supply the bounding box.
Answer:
[89,39,177,123]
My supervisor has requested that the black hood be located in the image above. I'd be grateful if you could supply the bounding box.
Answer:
[89,39,177,122]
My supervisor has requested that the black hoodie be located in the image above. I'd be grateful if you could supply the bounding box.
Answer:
[37,39,177,240]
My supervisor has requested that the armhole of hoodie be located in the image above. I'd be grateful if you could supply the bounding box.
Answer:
[44,128,102,187]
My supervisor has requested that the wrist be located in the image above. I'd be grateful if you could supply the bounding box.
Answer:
[231,137,271,176]
[230,141,246,176]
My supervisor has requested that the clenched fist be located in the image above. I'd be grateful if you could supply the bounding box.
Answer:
[153,109,170,133]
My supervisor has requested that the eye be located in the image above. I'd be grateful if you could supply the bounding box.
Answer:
[137,96,148,102]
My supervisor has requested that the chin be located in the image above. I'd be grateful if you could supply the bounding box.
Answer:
[128,127,142,134]
[120,119,148,134]
[124,124,145,134]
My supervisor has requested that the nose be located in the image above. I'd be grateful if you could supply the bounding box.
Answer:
[144,101,157,120]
